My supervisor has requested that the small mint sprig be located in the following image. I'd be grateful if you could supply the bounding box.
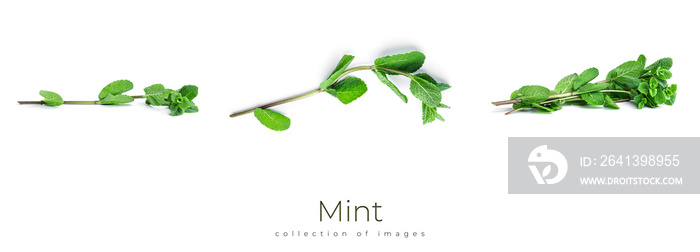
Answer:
[229,51,451,131]
[18,80,200,116]
[492,55,677,114]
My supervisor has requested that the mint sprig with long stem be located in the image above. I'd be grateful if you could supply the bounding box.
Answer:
[18,80,200,116]
[492,55,677,114]
[230,51,451,131]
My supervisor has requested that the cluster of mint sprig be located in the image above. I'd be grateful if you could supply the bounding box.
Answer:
[18,80,199,116]
[229,51,451,131]
[492,55,677,114]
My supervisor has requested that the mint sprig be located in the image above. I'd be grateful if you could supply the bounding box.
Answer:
[18,80,200,116]
[492,55,677,114]
[230,51,451,131]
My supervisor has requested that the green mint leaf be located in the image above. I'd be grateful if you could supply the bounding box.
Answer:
[656,69,672,80]
[510,85,550,103]
[665,93,676,106]
[576,82,611,94]
[169,91,182,103]
[254,108,291,131]
[617,78,641,89]
[637,54,647,67]
[98,80,133,100]
[633,94,648,109]
[372,69,407,103]
[39,90,63,106]
[414,73,437,83]
[434,110,445,122]
[144,84,167,106]
[165,88,174,98]
[667,84,678,96]
[374,51,425,75]
[554,73,578,94]
[99,94,134,105]
[169,103,184,116]
[437,103,450,108]
[649,77,659,89]
[178,97,192,110]
[550,102,563,111]
[653,87,666,104]
[646,95,658,108]
[657,77,669,89]
[421,103,437,124]
[328,77,367,105]
[580,92,605,105]
[645,57,673,71]
[573,68,599,91]
[319,55,354,90]
[435,83,451,91]
[144,84,164,94]
[532,103,555,112]
[409,75,442,107]
[633,94,645,104]
[325,88,337,98]
[638,81,649,95]
[603,95,620,109]
[165,87,197,114]
[167,91,186,116]
[606,61,643,89]
[511,85,551,109]
[185,103,199,113]
[414,73,451,91]
[512,102,533,109]
[178,85,198,100]
[638,97,647,109]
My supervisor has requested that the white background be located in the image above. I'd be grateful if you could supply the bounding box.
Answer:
[1,0,699,251]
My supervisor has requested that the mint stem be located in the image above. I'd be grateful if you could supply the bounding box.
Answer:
[17,101,45,105]
[492,88,630,106]
[229,89,322,118]
[599,90,632,94]
[17,95,145,105]
[505,108,523,115]
[338,65,413,79]
[540,96,580,104]
[229,65,414,118]
[547,91,577,99]
[64,101,100,104]
[492,99,522,106]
